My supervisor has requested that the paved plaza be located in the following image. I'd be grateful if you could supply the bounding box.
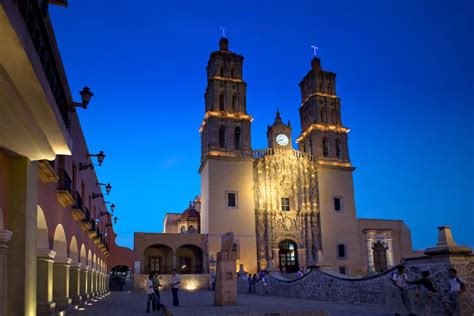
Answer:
[67,290,401,316]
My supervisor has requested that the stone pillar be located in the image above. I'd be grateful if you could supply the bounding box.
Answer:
[173,254,177,270]
[272,248,279,271]
[106,275,110,293]
[0,227,13,316]
[53,257,72,309]
[98,273,103,295]
[366,239,375,272]
[69,263,82,304]
[386,239,394,268]
[87,268,94,298]
[80,266,89,300]
[7,158,38,316]
[297,248,307,269]
[36,249,56,315]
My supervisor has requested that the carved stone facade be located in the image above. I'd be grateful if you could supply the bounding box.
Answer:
[253,148,321,272]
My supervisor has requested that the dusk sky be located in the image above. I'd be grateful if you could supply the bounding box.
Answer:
[50,0,473,250]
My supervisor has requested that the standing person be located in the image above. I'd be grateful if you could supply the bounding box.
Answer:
[210,271,216,291]
[443,268,465,316]
[248,273,252,293]
[391,265,415,316]
[252,274,258,293]
[152,272,162,311]
[261,273,268,296]
[145,273,160,313]
[171,269,181,307]
[411,270,437,316]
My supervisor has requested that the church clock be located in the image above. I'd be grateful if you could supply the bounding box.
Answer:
[276,134,289,146]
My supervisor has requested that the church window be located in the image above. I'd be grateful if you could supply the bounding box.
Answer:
[337,244,347,259]
[188,225,196,233]
[322,138,329,157]
[333,196,343,212]
[281,198,290,211]
[219,66,224,77]
[339,266,346,275]
[226,191,237,208]
[180,226,186,233]
[230,68,235,78]
[219,126,226,147]
[373,241,388,272]
[234,127,241,149]
[219,93,225,111]
[331,110,336,124]
[335,139,342,158]
[309,139,313,155]
[319,109,324,122]
[232,95,238,112]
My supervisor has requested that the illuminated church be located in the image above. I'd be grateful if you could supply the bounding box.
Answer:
[141,37,413,276]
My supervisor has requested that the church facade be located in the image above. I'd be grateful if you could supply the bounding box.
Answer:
[134,37,414,277]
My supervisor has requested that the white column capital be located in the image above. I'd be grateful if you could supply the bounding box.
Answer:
[0,229,13,244]
[70,262,82,269]
[54,256,72,265]
[37,248,56,259]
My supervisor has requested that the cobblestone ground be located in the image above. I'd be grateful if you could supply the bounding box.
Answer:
[67,290,402,316]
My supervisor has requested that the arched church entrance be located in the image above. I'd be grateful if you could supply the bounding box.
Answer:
[372,241,388,272]
[109,265,132,291]
[143,244,173,274]
[278,239,299,273]
[176,245,203,274]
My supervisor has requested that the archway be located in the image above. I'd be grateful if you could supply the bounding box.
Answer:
[143,244,173,274]
[36,206,49,250]
[372,241,388,272]
[69,236,78,264]
[79,244,87,265]
[109,265,132,291]
[52,224,67,259]
[278,239,299,273]
[176,245,203,274]
[87,250,92,268]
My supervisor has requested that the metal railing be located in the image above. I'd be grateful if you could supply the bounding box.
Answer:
[57,168,72,193]
[72,191,83,210]
[10,0,71,129]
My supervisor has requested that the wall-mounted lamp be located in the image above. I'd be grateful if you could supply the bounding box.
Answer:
[104,202,116,213]
[72,86,94,109]
[92,193,103,200]
[88,151,105,166]
[97,182,112,195]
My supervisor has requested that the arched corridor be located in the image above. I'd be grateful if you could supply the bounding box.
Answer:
[143,244,173,274]
[176,244,203,274]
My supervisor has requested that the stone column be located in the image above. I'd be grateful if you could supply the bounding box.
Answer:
[69,263,82,304]
[7,158,38,316]
[105,275,110,293]
[366,239,375,272]
[272,248,279,271]
[80,266,89,300]
[0,227,13,316]
[386,239,395,268]
[297,248,307,268]
[98,273,103,295]
[53,257,72,309]
[36,249,56,315]
[87,268,94,298]
[172,254,177,270]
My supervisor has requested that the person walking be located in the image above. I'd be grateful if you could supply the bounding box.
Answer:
[152,272,162,311]
[171,269,181,307]
[391,265,416,316]
[145,273,160,313]
[443,268,465,316]
[412,270,437,316]
[210,271,216,291]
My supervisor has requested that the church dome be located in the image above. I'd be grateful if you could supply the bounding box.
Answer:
[180,204,200,221]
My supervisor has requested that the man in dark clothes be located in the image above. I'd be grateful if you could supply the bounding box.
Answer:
[411,270,437,316]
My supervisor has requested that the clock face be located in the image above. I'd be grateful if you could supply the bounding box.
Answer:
[276,134,289,146]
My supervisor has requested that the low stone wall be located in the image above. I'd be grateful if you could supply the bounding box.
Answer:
[238,254,473,315]
[134,274,210,292]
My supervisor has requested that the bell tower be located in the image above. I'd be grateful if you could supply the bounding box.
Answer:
[199,37,257,273]
[200,37,252,161]
[297,56,363,275]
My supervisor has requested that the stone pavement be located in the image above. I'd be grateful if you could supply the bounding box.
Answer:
[67,290,401,316]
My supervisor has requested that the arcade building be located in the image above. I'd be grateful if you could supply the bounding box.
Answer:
[119,37,414,280]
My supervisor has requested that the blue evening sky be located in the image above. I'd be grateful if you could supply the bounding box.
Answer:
[50,0,473,250]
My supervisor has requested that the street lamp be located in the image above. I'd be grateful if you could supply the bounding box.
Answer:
[104,202,116,213]
[72,86,94,109]
[88,151,105,166]
[114,216,118,225]
[97,182,112,195]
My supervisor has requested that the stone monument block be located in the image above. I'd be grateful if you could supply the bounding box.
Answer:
[214,232,237,306]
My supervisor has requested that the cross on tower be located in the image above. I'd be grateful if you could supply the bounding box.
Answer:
[310,45,319,56]
[219,26,227,38]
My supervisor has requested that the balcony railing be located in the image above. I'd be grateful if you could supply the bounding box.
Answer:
[57,168,72,192]
[11,0,71,129]
[72,191,83,210]
[253,148,314,161]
